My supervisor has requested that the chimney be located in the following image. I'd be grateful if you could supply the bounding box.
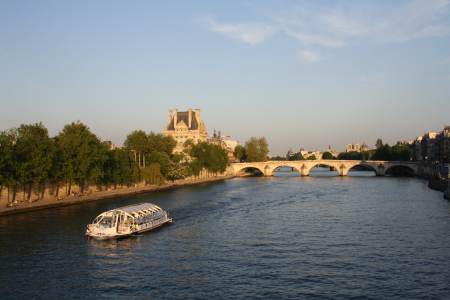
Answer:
[168,109,173,126]
[188,108,192,128]
[194,109,201,122]
[173,108,178,126]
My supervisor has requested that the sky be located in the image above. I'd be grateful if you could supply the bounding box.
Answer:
[1,0,450,155]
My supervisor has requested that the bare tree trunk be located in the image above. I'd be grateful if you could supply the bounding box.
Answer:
[27,183,33,202]
[138,152,141,168]
[40,183,45,200]
[55,184,60,198]
[12,185,17,202]
[143,154,146,168]
[68,182,72,196]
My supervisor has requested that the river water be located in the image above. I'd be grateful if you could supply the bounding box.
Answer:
[1,176,450,299]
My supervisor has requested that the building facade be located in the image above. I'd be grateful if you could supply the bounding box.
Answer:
[411,128,450,163]
[346,143,369,153]
[163,108,208,153]
[437,126,450,164]
[421,131,438,161]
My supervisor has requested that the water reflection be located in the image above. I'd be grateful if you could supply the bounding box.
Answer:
[309,166,339,177]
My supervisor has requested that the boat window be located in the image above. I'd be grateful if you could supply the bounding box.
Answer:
[93,216,103,224]
[99,217,113,227]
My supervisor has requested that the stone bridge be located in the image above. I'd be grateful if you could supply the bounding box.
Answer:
[230,160,419,177]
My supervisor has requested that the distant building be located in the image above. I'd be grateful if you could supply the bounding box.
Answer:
[208,130,239,161]
[421,131,438,161]
[346,142,368,153]
[300,149,323,160]
[326,145,339,158]
[437,126,450,163]
[163,108,208,153]
[412,136,423,161]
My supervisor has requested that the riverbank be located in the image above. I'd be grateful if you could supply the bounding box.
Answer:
[0,175,235,216]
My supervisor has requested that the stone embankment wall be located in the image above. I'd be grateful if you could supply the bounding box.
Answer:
[418,162,450,200]
[0,169,234,215]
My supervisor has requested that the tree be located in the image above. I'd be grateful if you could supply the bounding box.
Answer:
[148,151,171,177]
[338,151,362,160]
[141,163,163,185]
[57,122,106,194]
[269,156,286,161]
[166,163,187,182]
[0,130,17,203]
[372,144,392,161]
[322,152,334,160]
[14,123,54,201]
[234,145,247,162]
[124,130,148,168]
[188,142,229,176]
[288,151,304,161]
[245,137,269,162]
[391,142,411,161]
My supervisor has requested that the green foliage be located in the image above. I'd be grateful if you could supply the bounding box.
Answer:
[321,152,334,160]
[372,142,411,161]
[141,163,163,185]
[57,122,107,192]
[188,142,229,175]
[15,123,54,199]
[269,156,287,161]
[287,151,304,161]
[102,149,137,187]
[338,151,363,160]
[0,130,17,197]
[245,137,269,162]
[234,145,247,162]
[166,163,187,182]
[391,143,411,161]
[0,121,232,203]
[124,130,148,153]
[148,151,171,177]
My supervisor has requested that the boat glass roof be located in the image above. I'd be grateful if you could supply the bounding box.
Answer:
[115,203,162,214]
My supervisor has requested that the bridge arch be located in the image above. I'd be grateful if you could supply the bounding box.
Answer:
[236,166,265,177]
[271,165,301,176]
[385,165,416,176]
[306,162,341,176]
[347,163,378,176]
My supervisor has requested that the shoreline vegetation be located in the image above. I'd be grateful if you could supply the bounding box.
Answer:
[0,173,235,216]
[0,121,232,214]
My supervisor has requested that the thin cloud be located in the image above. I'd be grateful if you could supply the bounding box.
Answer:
[204,17,275,45]
[299,50,321,64]
[273,0,450,48]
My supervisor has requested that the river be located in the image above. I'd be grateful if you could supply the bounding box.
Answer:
[1,176,449,299]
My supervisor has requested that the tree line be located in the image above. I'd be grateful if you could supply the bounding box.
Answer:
[0,122,229,204]
[269,138,412,161]
[336,139,411,161]
[234,137,269,162]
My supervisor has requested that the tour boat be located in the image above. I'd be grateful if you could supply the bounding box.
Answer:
[86,203,172,240]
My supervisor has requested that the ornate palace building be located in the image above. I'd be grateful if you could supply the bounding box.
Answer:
[163,108,208,153]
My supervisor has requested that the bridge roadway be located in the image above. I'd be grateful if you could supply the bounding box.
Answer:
[230,160,419,177]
